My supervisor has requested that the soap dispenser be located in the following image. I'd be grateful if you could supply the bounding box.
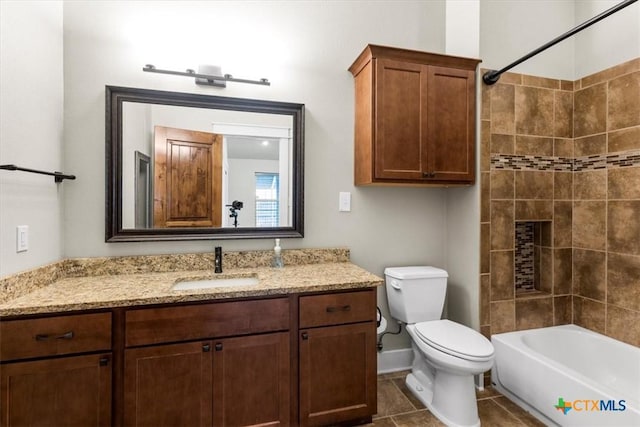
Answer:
[271,239,284,269]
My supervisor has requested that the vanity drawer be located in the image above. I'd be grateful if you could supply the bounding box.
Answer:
[0,312,112,361]
[299,289,376,328]
[125,297,290,347]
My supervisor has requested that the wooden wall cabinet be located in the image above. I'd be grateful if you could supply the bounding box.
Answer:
[0,313,112,427]
[349,44,481,186]
[298,290,377,426]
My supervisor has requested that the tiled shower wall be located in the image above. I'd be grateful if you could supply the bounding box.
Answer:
[479,58,640,347]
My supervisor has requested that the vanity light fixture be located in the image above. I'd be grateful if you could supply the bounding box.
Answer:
[142,64,270,87]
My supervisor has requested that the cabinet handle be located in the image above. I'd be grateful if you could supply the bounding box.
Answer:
[423,172,436,178]
[215,343,223,351]
[56,331,74,340]
[301,332,308,340]
[99,357,110,366]
[202,344,211,352]
[326,305,351,313]
[35,331,74,341]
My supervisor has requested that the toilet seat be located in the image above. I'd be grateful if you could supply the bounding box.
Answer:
[415,320,494,362]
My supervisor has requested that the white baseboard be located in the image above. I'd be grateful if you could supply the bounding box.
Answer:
[376,348,413,374]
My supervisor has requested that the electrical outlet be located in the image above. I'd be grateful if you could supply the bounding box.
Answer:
[16,225,28,252]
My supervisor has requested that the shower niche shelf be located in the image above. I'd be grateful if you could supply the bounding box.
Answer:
[515,221,553,295]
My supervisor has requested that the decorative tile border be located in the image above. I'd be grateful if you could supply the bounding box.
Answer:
[574,151,640,171]
[491,149,640,172]
[491,155,572,171]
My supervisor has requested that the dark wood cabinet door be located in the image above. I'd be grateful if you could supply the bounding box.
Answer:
[426,65,476,182]
[124,341,213,427]
[212,332,290,427]
[0,353,112,427]
[374,58,427,181]
[299,323,376,426]
[375,61,476,184]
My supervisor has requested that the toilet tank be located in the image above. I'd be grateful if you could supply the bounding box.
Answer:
[384,266,448,324]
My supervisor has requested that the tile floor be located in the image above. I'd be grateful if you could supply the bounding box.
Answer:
[364,371,546,426]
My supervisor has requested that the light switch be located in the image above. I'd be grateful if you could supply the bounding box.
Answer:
[16,225,28,252]
[339,192,351,212]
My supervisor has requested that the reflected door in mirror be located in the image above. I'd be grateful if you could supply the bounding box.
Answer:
[154,126,222,227]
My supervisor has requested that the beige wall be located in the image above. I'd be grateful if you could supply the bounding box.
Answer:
[60,1,449,351]
[479,58,640,347]
[0,1,64,277]
[480,0,639,81]
[574,0,640,79]
[480,0,575,80]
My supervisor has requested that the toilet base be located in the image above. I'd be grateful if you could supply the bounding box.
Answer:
[405,346,481,427]
[405,372,433,407]
[406,372,480,427]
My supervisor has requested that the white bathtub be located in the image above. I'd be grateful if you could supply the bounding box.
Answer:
[491,324,640,426]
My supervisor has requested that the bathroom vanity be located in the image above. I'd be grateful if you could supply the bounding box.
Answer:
[0,250,381,427]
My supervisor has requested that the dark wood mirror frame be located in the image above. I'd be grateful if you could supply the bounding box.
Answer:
[106,85,304,242]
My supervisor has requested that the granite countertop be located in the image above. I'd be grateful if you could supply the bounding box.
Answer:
[0,256,382,317]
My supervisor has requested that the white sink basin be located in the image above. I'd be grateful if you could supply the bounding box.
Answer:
[171,276,259,291]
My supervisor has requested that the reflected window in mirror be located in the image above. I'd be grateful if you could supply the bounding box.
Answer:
[255,172,280,228]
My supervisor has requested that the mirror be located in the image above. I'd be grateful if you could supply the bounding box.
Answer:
[106,86,304,241]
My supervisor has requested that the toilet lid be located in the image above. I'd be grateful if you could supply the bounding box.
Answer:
[415,320,494,360]
[384,266,448,280]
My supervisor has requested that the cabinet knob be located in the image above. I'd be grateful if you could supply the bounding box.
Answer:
[423,172,436,178]
[301,332,309,340]
[202,344,211,352]
[99,357,110,366]
[215,343,223,351]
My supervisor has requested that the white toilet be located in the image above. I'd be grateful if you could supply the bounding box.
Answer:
[385,266,494,427]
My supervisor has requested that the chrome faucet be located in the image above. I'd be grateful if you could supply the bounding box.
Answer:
[214,246,222,273]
